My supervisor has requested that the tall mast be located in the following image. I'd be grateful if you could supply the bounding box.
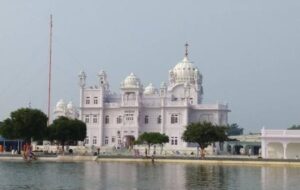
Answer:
[47,14,53,125]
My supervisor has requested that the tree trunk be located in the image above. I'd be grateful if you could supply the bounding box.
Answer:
[62,141,65,155]
[200,147,205,159]
[148,144,151,157]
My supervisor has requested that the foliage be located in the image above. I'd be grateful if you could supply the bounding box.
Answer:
[47,116,86,151]
[136,132,169,155]
[288,125,300,130]
[227,123,244,136]
[0,108,48,142]
[182,122,228,158]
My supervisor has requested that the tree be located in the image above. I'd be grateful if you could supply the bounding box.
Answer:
[227,123,243,136]
[136,132,169,156]
[288,125,300,130]
[0,108,48,143]
[47,116,86,152]
[182,122,228,158]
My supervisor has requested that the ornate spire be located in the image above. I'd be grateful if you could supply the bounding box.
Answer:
[185,42,189,57]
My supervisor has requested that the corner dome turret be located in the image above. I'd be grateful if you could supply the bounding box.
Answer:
[144,83,156,95]
[121,73,142,89]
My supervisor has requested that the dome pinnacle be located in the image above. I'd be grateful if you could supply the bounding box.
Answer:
[185,42,189,57]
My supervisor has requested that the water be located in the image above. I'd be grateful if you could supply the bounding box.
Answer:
[0,161,299,190]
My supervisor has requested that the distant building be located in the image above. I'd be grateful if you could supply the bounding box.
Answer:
[225,134,261,155]
[261,128,300,159]
[78,45,230,149]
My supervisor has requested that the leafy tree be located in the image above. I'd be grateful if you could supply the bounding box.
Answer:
[227,123,243,136]
[136,132,169,156]
[288,125,300,130]
[0,108,48,143]
[182,122,228,158]
[47,117,86,152]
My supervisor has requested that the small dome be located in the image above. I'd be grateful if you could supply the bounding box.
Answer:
[144,83,156,95]
[122,73,141,88]
[172,56,198,84]
[55,99,66,111]
[67,101,74,110]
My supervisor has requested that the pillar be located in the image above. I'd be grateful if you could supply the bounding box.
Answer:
[261,140,266,158]
[283,143,287,159]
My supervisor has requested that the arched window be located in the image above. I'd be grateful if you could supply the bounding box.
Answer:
[93,97,98,104]
[144,115,149,124]
[171,114,178,124]
[86,97,90,104]
[157,115,161,124]
[85,115,90,123]
[93,115,98,123]
[93,136,97,144]
[117,116,122,124]
[174,137,178,145]
[104,136,109,144]
[105,115,109,124]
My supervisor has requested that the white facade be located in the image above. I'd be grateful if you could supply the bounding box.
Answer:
[79,47,230,149]
[261,128,300,159]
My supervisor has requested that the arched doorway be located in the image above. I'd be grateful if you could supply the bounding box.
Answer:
[123,135,135,149]
[267,143,284,159]
[286,143,300,159]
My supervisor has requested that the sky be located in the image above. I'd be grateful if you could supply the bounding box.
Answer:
[0,0,299,133]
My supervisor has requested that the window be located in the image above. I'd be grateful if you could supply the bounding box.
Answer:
[157,115,161,124]
[105,136,109,144]
[144,115,149,124]
[125,113,134,121]
[94,97,98,104]
[171,137,178,145]
[93,115,98,123]
[85,115,90,123]
[93,136,97,145]
[112,136,115,143]
[117,116,122,124]
[85,136,89,145]
[86,97,90,104]
[105,115,109,124]
[171,114,179,124]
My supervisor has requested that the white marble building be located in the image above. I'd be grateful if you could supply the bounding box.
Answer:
[261,128,300,159]
[78,46,230,149]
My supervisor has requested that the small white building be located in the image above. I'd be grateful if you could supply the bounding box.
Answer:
[78,45,230,149]
[261,128,300,159]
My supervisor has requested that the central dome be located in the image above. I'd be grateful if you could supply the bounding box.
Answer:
[172,56,197,84]
[122,73,141,88]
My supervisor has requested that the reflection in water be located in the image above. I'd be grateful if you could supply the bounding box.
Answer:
[0,161,300,190]
[261,166,300,190]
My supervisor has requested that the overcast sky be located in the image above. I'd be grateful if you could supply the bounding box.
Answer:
[0,0,299,133]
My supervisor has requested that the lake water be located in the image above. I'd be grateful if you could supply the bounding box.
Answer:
[0,161,299,190]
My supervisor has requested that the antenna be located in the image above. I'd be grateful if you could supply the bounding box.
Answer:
[47,14,53,125]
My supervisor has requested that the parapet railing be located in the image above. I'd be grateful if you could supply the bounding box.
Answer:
[261,129,300,137]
